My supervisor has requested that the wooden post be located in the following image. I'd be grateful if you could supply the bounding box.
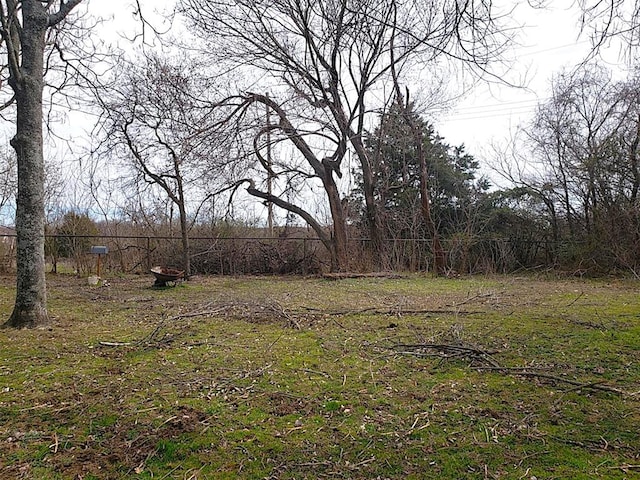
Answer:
[90,246,108,277]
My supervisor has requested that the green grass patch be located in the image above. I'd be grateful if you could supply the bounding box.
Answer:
[0,273,638,478]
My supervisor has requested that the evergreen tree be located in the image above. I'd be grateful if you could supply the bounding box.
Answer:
[359,102,487,239]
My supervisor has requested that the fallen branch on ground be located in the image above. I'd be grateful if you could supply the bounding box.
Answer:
[387,342,501,367]
[301,306,483,317]
[604,464,640,472]
[446,291,498,308]
[322,272,406,280]
[474,366,630,396]
[98,300,303,348]
[379,341,634,397]
[98,341,132,347]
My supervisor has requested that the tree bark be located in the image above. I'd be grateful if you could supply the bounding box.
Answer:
[330,102,383,267]
[177,199,191,278]
[321,163,348,271]
[4,1,49,328]
[416,127,446,276]
[2,0,82,328]
[350,135,384,267]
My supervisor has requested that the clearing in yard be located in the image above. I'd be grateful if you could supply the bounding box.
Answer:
[0,273,639,479]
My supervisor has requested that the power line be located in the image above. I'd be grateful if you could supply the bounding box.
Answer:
[442,107,538,122]
[443,104,539,122]
[450,98,546,112]
[443,113,533,122]
[514,40,591,57]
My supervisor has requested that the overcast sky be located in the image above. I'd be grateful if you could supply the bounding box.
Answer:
[0,0,627,225]
[90,0,626,155]
[437,1,628,160]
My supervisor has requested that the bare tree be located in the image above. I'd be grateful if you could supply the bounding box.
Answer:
[496,63,640,272]
[578,0,640,54]
[179,0,514,271]
[1,0,84,329]
[389,57,446,274]
[531,66,633,234]
[98,53,227,278]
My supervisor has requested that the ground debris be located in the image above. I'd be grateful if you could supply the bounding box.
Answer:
[321,272,406,280]
[381,341,501,368]
[372,337,635,397]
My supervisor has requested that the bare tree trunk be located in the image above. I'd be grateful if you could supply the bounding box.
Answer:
[244,179,345,271]
[4,1,49,328]
[356,145,384,267]
[2,0,83,328]
[174,157,191,278]
[332,106,384,267]
[178,203,191,278]
[322,171,348,271]
[415,129,446,276]
[390,60,445,275]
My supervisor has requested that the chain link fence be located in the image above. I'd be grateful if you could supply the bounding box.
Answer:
[0,232,629,276]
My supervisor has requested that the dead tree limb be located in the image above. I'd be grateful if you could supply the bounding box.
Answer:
[387,342,501,367]
[301,306,483,316]
[474,366,630,396]
[381,341,634,396]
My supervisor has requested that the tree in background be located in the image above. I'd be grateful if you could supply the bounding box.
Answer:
[498,63,640,273]
[355,101,487,271]
[179,0,515,271]
[578,0,640,54]
[98,53,227,279]
[49,211,99,274]
[1,0,84,329]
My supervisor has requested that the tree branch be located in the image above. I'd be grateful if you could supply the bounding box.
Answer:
[241,178,333,252]
[48,0,84,27]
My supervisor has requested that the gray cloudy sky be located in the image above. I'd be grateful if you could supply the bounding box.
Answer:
[91,0,624,149]
[438,1,627,157]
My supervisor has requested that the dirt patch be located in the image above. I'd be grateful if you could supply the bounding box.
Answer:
[261,392,312,417]
[41,405,210,479]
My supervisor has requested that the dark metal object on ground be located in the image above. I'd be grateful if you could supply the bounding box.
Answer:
[150,266,184,287]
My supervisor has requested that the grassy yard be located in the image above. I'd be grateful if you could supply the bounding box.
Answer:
[0,272,639,479]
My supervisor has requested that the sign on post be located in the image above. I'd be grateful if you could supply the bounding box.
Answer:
[90,246,108,277]
[90,246,108,255]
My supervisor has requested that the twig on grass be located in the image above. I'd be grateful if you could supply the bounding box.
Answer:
[48,433,59,454]
[381,341,634,397]
[301,306,483,317]
[474,367,629,396]
[98,341,132,347]
[384,342,501,368]
[565,291,585,307]
[271,300,300,329]
[142,303,228,344]
[446,291,497,308]
[604,464,640,472]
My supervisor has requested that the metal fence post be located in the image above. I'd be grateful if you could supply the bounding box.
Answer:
[146,236,151,272]
[303,238,307,275]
